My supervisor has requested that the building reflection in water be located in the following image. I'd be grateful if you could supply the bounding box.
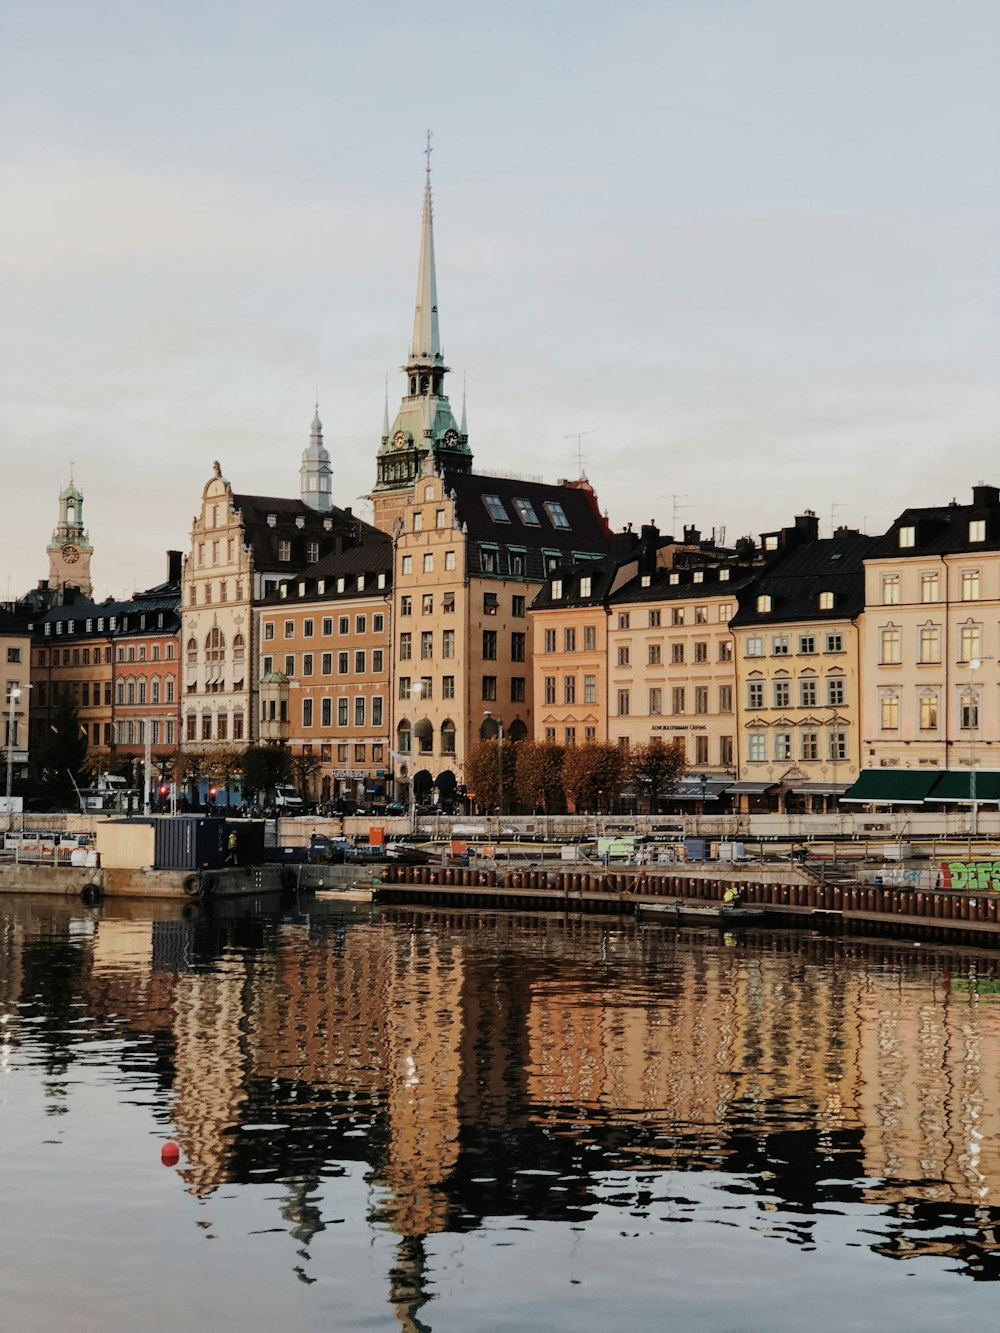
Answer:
[5,899,1000,1311]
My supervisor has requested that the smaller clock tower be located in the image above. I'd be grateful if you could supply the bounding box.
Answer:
[47,475,93,598]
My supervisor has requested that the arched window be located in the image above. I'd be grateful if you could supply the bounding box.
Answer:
[397,719,412,755]
[138,680,146,705]
[233,633,245,663]
[414,717,434,755]
[507,719,528,743]
[165,678,174,704]
[186,637,198,665]
[127,680,136,705]
[440,719,456,756]
[206,628,225,662]
[151,678,160,705]
[115,680,125,706]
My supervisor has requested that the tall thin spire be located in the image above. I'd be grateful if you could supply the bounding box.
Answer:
[410,129,441,363]
[382,374,390,439]
[460,375,467,437]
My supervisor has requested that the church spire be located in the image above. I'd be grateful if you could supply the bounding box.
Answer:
[410,131,442,366]
[372,138,473,507]
[300,401,333,513]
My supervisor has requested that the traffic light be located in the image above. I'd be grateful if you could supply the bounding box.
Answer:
[208,786,218,801]
[159,784,169,798]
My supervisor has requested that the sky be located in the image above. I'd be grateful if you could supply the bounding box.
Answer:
[2,0,999,601]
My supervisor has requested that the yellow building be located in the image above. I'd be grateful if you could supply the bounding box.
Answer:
[730,518,877,812]
[853,485,1000,804]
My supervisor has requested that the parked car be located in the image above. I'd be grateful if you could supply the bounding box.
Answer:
[384,802,405,816]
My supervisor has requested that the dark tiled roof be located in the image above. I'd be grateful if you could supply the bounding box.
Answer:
[260,533,393,606]
[730,532,880,627]
[0,607,33,634]
[866,487,1000,558]
[232,495,382,572]
[445,473,612,581]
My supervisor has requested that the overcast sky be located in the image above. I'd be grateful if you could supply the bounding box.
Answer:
[2,0,999,601]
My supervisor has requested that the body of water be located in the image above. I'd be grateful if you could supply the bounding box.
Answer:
[2,893,1000,1331]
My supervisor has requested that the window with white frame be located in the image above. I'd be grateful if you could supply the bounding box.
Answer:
[959,623,982,662]
[774,732,792,761]
[970,519,986,542]
[880,693,899,731]
[881,575,899,605]
[748,733,766,762]
[800,731,819,760]
[920,571,939,603]
[879,627,901,664]
[962,569,981,601]
[919,693,938,730]
[747,680,764,709]
[799,678,818,707]
[826,675,845,705]
[898,526,915,548]
[771,635,789,655]
[918,625,941,663]
[773,680,790,708]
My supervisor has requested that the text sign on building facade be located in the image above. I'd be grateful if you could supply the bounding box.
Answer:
[940,861,1000,892]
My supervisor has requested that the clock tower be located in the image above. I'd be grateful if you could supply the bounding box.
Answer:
[372,140,472,533]
[47,475,93,598]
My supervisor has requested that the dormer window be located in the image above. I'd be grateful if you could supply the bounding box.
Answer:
[669,573,679,585]
[579,576,592,597]
[641,574,651,587]
[719,569,730,581]
[356,575,365,591]
[336,577,345,593]
[278,540,291,561]
[295,516,305,529]
[818,591,835,610]
[512,497,540,526]
[764,535,779,551]
[317,580,325,595]
[551,579,563,600]
[280,585,288,599]
[757,595,772,613]
[693,571,704,583]
[267,514,277,527]
[483,494,510,522]
[298,582,306,597]
[323,518,333,531]
[898,525,915,548]
[970,519,986,542]
[378,573,386,588]
[544,501,570,530]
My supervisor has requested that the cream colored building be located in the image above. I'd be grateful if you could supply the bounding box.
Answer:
[181,459,376,756]
[730,521,878,811]
[856,485,1000,798]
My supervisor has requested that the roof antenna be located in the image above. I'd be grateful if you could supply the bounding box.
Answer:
[564,431,593,478]
[424,128,433,177]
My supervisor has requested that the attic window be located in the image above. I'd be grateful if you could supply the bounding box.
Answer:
[693,571,704,583]
[483,494,510,522]
[544,501,570,530]
[818,591,835,610]
[280,585,288,599]
[295,516,305,529]
[579,576,592,597]
[970,519,986,542]
[267,514,277,527]
[337,578,345,593]
[317,580,325,595]
[641,574,651,587]
[551,579,563,601]
[898,525,916,549]
[278,540,291,561]
[356,575,365,591]
[764,535,779,551]
[513,497,540,526]
[323,518,333,531]
[377,573,386,589]
[669,573,680,585]
[719,569,730,581]
[298,582,306,597]
[757,595,772,613]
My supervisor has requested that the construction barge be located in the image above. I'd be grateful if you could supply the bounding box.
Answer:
[371,861,1000,941]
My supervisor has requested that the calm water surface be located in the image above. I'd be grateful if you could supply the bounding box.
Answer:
[3,894,1000,1331]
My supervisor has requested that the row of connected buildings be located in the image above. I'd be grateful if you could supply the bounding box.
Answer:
[3,161,999,813]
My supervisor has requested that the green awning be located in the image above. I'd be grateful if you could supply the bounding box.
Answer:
[927,771,1000,804]
[840,770,940,805]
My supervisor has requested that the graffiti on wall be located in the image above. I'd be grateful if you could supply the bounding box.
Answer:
[940,861,1000,891]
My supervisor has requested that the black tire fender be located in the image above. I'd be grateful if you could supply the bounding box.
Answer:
[202,874,218,896]
[183,873,202,897]
[80,882,103,906]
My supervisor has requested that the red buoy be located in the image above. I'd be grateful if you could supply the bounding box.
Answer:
[161,1140,180,1166]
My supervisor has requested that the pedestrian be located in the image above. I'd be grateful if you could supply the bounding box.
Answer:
[226,830,238,866]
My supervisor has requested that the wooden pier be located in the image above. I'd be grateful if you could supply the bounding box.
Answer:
[372,863,1000,941]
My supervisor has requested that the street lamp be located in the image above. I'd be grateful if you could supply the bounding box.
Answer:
[5,684,28,831]
[483,710,504,815]
[968,657,992,839]
[407,680,427,833]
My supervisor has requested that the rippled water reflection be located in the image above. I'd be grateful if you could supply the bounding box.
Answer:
[3,896,1000,1330]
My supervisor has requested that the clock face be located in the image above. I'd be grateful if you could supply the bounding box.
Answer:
[443,429,459,447]
[393,432,407,450]
[63,544,80,564]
